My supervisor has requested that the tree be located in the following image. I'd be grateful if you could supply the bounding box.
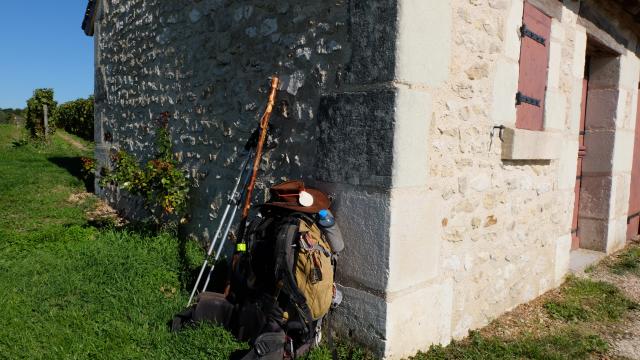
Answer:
[0,109,24,124]
[26,89,57,139]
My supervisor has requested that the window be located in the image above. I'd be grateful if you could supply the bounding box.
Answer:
[515,1,552,131]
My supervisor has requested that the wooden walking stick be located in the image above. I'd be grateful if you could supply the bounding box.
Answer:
[220,77,279,298]
[237,76,280,248]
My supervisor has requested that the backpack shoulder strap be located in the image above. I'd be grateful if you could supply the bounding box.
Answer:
[273,213,314,332]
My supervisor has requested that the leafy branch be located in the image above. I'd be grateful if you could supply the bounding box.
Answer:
[101,113,190,223]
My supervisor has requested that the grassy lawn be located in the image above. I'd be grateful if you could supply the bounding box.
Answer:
[0,127,94,237]
[0,125,243,359]
[1,123,638,360]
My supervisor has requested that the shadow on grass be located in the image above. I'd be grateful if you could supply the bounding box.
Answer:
[11,139,28,148]
[85,215,215,296]
[48,156,94,192]
[176,226,230,294]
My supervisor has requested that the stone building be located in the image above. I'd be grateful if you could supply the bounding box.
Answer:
[83,0,640,358]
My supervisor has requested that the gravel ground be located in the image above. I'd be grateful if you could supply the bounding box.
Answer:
[606,310,640,360]
[584,252,640,360]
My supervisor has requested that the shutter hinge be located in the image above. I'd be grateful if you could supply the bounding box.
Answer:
[628,211,640,224]
[520,24,546,46]
[515,92,541,107]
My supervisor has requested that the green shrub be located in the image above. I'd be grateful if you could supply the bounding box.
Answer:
[26,89,57,139]
[101,113,190,225]
[53,96,94,140]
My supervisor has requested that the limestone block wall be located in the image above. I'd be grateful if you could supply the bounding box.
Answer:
[381,0,640,358]
[579,53,640,253]
[379,2,574,356]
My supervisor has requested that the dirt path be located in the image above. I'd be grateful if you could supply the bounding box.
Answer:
[57,131,89,152]
[586,254,640,359]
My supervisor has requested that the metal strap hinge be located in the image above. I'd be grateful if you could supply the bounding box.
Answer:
[520,24,546,45]
[515,92,541,107]
[628,211,640,224]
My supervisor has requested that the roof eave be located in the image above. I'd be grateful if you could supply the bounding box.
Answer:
[611,0,640,22]
[81,0,96,37]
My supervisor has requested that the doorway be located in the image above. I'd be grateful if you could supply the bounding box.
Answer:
[573,40,621,252]
[627,83,640,240]
[571,57,590,250]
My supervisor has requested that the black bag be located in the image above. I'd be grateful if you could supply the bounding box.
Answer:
[170,292,234,332]
[240,331,286,360]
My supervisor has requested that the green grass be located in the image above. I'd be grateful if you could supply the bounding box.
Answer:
[0,226,243,359]
[584,264,596,274]
[414,329,607,360]
[609,245,640,276]
[0,125,244,359]
[305,341,374,360]
[0,126,93,237]
[544,277,637,322]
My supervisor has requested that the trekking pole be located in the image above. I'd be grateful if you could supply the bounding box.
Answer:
[187,76,280,305]
[199,156,254,293]
[187,151,254,307]
[236,76,280,247]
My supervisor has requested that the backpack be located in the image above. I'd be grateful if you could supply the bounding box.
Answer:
[229,207,338,358]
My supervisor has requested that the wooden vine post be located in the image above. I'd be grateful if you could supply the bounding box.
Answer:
[43,104,49,141]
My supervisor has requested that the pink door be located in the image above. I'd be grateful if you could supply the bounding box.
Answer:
[572,74,589,250]
[627,84,640,240]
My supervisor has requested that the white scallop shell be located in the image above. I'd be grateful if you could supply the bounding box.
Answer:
[298,190,314,207]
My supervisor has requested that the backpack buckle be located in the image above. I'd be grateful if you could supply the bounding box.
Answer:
[255,341,270,356]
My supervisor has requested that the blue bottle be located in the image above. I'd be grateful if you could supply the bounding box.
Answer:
[318,209,335,227]
[318,209,344,253]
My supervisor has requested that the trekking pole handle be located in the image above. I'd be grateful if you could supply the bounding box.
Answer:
[241,76,279,219]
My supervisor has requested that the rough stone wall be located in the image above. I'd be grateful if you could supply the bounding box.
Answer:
[380,0,639,357]
[94,0,356,232]
[92,0,397,355]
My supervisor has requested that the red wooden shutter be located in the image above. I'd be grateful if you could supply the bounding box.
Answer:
[516,1,552,131]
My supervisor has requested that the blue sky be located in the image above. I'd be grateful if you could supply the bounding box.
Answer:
[0,1,94,109]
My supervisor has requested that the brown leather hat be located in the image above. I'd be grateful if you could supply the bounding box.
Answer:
[264,180,330,214]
